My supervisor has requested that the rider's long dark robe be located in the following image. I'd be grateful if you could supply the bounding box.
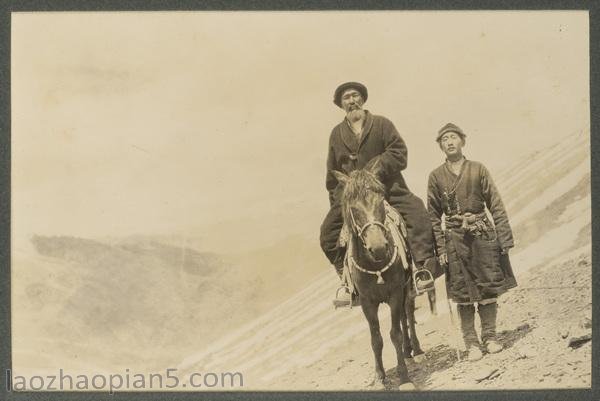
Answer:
[427,159,517,303]
[320,110,435,269]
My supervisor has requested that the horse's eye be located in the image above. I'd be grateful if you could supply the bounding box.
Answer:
[350,207,364,221]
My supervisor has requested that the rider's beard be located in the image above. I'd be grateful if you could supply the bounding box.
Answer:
[346,108,365,122]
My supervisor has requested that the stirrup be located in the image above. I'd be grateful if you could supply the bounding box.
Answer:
[333,285,358,309]
[413,268,435,295]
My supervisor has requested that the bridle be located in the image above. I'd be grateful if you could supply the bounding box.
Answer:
[348,207,388,246]
[348,206,398,284]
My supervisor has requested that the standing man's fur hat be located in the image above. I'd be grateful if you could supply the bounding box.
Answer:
[436,123,467,142]
[333,82,368,108]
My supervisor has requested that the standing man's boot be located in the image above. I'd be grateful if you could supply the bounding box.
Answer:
[457,304,483,361]
[478,301,503,354]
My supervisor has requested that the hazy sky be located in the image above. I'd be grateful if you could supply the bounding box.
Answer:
[12,11,589,249]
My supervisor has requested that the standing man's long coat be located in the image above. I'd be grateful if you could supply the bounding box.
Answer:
[320,110,435,269]
[427,159,517,303]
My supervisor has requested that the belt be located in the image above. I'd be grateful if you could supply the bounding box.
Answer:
[444,212,492,237]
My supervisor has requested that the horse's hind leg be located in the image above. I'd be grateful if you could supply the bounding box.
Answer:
[405,294,425,359]
[428,288,438,316]
[361,300,385,386]
[389,293,413,388]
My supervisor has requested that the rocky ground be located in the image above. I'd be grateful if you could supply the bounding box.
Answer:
[275,246,591,391]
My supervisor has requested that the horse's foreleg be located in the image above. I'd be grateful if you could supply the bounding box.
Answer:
[389,294,411,385]
[405,293,425,358]
[361,300,385,384]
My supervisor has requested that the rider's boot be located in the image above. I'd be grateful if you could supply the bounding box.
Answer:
[334,260,344,278]
[333,284,360,308]
[478,301,503,354]
[332,250,360,308]
[458,303,483,361]
[351,291,360,307]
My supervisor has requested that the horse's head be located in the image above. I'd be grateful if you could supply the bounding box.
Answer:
[333,160,390,263]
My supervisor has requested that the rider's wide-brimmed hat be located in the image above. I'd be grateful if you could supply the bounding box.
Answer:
[436,122,467,142]
[333,82,368,108]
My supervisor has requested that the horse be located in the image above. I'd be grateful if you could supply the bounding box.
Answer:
[333,166,425,390]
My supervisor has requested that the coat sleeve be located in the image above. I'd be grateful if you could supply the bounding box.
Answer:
[427,171,446,255]
[367,117,408,181]
[481,164,514,249]
[325,131,339,207]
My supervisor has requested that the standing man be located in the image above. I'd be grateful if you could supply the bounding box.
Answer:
[320,82,437,306]
[427,122,517,361]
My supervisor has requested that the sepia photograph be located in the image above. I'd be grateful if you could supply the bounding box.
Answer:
[9,9,592,393]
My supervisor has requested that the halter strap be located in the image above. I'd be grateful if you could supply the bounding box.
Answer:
[349,245,398,284]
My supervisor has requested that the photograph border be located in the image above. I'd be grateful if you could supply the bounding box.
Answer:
[1,1,597,400]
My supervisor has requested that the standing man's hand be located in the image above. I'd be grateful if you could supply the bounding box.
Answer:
[501,247,510,255]
[439,253,448,266]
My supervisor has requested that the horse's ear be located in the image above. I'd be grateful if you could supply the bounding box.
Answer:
[366,157,382,177]
[332,170,349,186]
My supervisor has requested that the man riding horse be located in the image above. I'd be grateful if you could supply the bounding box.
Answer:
[320,82,438,306]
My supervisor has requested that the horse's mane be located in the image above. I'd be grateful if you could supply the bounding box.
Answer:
[340,170,385,218]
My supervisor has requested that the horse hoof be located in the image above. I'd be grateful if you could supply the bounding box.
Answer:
[369,378,385,390]
[413,354,426,364]
[366,373,386,390]
[398,382,416,391]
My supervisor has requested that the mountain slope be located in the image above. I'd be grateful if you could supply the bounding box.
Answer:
[12,235,263,373]
[12,231,329,375]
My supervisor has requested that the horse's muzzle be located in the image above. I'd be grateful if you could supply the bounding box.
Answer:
[367,243,389,263]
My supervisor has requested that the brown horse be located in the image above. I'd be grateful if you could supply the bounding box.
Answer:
[333,167,424,390]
